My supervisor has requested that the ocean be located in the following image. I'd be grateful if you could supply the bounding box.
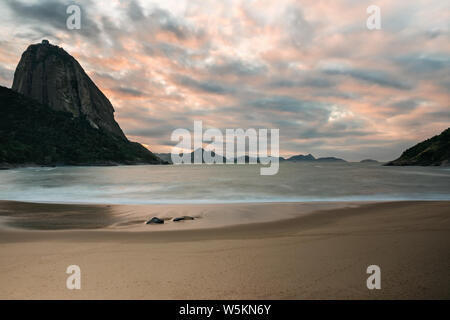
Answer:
[0,162,449,204]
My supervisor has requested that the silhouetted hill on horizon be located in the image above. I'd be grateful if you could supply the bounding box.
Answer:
[386,127,450,166]
[156,149,260,164]
[12,40,125,138]
[156,150,347,164]
[360,159,379,163]
[285,154,346,162]
[0,86,164,167]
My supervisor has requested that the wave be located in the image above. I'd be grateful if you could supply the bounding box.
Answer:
[1,193,449,205]
[1,163,449,205]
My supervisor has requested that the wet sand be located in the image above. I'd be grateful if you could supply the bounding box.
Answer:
[0,200,360,231]
[0,201,449,299]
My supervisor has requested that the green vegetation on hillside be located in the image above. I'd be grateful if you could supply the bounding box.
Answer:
[0,86,164,166]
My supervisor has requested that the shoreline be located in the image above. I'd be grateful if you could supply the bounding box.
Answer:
[1,200,449,240]
[0,200,449,299]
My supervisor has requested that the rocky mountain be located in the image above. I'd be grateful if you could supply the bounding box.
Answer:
[315,157,346,162]
[286,154,346,162]
[157,149,270,164]
[157,150,346,164]
[287,154,315,161]
[0,86,164,166]
[1,40,165,167]
[360,159,379,163]
[385,127,450,166]
[158,149,247,164]
[12,40,125,138]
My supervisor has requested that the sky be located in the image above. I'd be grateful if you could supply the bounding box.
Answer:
[0,0,449,161]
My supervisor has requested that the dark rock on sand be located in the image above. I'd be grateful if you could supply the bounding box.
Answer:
[385,127,450,166]
[173,216,195,222]
[146,217,164,224]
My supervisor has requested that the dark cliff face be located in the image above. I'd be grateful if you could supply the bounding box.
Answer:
[12,40,126,139]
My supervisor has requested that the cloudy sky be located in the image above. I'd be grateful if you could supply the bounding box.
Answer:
[0,0,449,161]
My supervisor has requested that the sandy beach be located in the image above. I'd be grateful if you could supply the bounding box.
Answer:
[0,200,449,299]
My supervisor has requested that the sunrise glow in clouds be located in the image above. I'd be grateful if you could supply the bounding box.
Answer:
[0,0,449,161]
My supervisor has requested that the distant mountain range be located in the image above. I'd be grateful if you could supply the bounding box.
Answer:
[386,127,450,166]
[160,135,450,166]
[149,132,450,167]
[156,150,347,164]
[156,149,261,164]
[283,154,346,162]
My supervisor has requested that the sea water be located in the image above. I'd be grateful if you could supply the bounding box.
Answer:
[0,162,449,204]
